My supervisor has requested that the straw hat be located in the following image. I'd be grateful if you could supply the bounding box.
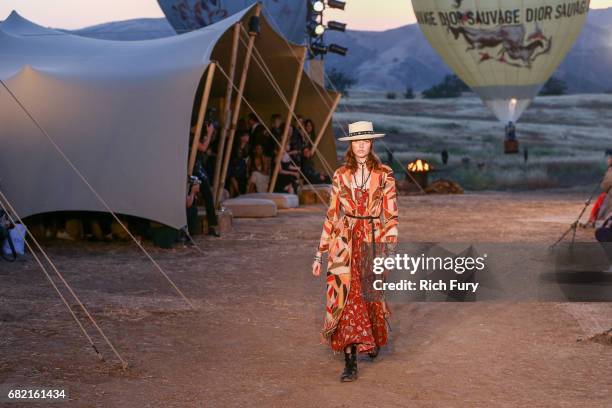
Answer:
[338,121,385,142]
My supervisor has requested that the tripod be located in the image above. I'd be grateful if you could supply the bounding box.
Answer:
[549,183,603,252]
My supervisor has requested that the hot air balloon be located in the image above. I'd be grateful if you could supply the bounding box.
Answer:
[157,0,307,44]
[411,0,590,153]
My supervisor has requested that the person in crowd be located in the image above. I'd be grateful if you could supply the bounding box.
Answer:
[288,121,305,168]
[588,150,612,228]
[301,146,331,185]
[274,142,300,194]
[303,119,316,144]
[505,121,516,140]
[191,123,220,237]
[247,144,271,193]
[247,112,267,156]
[228,130,250,197]
[186,176,201,237]
[202,124,219,178]
[441,149,449,165]
[268,114,283,158]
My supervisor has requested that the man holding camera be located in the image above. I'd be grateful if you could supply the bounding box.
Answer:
[190,122,220,237]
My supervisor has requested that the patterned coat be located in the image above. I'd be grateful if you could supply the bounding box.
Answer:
[318,164,399,338]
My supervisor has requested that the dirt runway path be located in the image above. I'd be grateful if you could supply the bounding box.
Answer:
[1,191,611,407]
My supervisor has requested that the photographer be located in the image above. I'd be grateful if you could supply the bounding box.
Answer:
[191,122,220,237]
[186,176,201,237]
[1,210,24,261]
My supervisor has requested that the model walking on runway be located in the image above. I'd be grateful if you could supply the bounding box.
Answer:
[312,121,399,382]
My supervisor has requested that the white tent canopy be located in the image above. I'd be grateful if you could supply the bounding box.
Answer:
[0,5,338,230]
[0,9,255,229]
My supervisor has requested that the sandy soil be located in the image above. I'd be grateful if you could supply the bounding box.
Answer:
[1,191,612,407]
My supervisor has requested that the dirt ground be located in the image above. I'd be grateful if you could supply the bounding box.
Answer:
[1,190,612,407]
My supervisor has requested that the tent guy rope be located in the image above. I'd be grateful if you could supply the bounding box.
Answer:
[0,190,128,369]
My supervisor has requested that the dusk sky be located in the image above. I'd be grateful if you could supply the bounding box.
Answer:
[1,0,611,31]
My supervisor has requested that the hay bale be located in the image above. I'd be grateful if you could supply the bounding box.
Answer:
[299,184,331,204]
[240,193,299,209]
[199,208,233,235]
[64,219,83,240]
[111,220,131,240]
[90,220,105,241]
[221,198,277,218]
[425,179,464,195]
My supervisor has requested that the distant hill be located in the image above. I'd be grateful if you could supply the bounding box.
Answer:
[71,18,175,41]
[69,7,612,93]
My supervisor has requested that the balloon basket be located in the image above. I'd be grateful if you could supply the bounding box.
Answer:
[504,139,519,154]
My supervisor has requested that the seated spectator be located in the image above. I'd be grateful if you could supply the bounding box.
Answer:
[288,123,305,167]
[247,112,267,156]
[228,130,250,197]
[247,144,270,193]
[303,118,316,145]
[301,146,331,185]
[268,114,283,158]
[274,143,300,194]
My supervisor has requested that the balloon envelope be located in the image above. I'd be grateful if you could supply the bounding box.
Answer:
[411,0,590,123]
[157,0,307,44]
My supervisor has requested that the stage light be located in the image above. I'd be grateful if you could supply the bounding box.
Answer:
[327,0,346,10]
[313,24,326,36]
[312,1,325,13]
[311,43,328,56]
[327,21,346,32]
[328,43,348,56]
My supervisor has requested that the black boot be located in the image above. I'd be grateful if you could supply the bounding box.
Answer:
[340,345,358,382]
[368,345,380,360]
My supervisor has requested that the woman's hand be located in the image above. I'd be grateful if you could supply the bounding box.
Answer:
[382,300,391,317]
[312,260,321,276]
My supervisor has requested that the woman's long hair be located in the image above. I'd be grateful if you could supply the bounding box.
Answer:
[344,140,382,172]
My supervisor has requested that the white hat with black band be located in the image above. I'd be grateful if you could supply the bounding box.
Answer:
[338,121,385,142]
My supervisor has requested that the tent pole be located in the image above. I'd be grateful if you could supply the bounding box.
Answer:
[268,47,307,193]
[216,4,262,206]
[212,23,241,205]
[188,62,217,177]
[311,92,341,155]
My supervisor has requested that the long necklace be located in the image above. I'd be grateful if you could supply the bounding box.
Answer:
[354,160,371,190]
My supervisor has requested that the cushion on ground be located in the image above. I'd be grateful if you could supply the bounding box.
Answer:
[240,193,299,209]
[221,198,277,218]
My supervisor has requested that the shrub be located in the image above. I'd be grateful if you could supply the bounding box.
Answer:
[404,87,415,99]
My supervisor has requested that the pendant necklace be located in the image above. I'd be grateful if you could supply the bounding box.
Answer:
[354,160,370,191]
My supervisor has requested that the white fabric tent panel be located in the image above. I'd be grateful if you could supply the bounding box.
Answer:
[0,8,252,229]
